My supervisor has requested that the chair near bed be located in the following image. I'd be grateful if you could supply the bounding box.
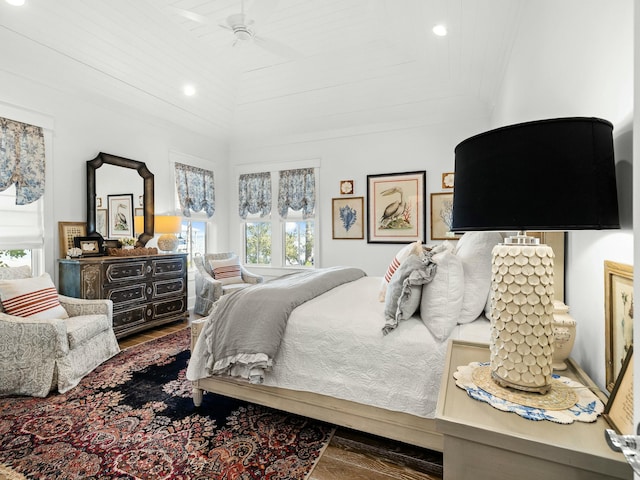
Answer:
[193,252,264,316]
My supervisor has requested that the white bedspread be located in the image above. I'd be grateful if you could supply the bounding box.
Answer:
[262,276,490,419]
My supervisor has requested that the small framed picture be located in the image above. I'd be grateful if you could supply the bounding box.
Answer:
[96,209,108,238]
[58,221,87,258]
[442,172,455,189]
[604,346,633,435]
[96,197,103,208]
[332,197,364,239]
[430,192,461,240]
[604,260,634,391]
[340,180,354,195]
[108,193,134,238]
[73,236,104,256]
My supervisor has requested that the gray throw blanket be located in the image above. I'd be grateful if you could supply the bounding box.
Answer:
[186,266,366,384]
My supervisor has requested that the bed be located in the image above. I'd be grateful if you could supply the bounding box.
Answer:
[187,232,564,452]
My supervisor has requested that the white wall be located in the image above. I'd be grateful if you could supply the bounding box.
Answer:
[0,69,229,285]
[228,117,490,277]
[491,0,634,389]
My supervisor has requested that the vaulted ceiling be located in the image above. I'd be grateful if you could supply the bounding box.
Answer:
[0,0,524,146]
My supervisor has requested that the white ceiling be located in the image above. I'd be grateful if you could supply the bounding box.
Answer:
[0,0,524,146]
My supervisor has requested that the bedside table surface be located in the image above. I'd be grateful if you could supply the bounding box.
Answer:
[435,340,631,480]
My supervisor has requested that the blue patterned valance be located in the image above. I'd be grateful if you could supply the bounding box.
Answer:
[0,117,45,205]
[174,162,215,217]
[278,168,315,219]
[238,172,271,219]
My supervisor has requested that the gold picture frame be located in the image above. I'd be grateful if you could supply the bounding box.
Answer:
[604,260,634,391]
[430,192,461,241]
[441,172,455,189]
[332,197,364,239]
[604,346,633,434]
[366,171,426,244]
[339,180,354,195]
[58,221,87,258]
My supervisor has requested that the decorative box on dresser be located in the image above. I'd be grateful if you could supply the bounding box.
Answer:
[435,340,632,480]
[58,253,188,338]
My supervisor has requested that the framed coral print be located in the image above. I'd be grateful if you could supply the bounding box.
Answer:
[430,192,461,240]
[96,209,108,238]
[107,194,134,238]
[605,260,634,392]
[58,221,86,258]
[366,171,426,244]
[332,197,364,239]
[604,346,633,434]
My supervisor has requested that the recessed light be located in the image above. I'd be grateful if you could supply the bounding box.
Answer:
[433,24,447,37]
[6,0,26,6]
[183,85,196,97]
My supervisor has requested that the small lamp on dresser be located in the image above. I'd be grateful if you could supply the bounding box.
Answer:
[451,117,620,393]
[155,215,182,253]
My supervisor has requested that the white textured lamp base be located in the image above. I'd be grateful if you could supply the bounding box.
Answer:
[157,234,178,252]
[489,243,555,394]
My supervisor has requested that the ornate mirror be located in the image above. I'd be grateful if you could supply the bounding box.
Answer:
[86,152,154,246]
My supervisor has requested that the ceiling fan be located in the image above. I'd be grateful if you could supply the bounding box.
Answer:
[166,0,301,59]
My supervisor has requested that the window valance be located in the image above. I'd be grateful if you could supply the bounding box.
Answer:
[0,117,45,205]
[278,168,315,219]
[175,162,215,217]
[238,172,272,219]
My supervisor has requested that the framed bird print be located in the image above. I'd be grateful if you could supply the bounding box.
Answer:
[366,171,426,244]
[107,193,134,238]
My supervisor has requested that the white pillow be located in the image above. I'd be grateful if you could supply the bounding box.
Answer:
[379,241,422,301]
[455,232,504,324]
[420,244,464,340]
[209,256,244,285]
[0,273,69,320]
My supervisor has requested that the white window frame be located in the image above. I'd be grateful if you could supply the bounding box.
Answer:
[0,102,54,277]
[237,159,320,272]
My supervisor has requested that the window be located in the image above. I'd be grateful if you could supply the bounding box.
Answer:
[240,165,318,268]
[178,220,207,268]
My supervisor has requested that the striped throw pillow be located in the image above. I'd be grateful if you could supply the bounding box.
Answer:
[0,273,69,320]
[209,256,244,285]
[378,241,423,301]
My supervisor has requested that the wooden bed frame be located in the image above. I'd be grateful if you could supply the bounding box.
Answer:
[190,232,566,453]
[190,320,444,452]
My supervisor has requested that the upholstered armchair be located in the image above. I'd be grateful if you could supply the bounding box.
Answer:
[193,252,264,316]
[0,266,120,397]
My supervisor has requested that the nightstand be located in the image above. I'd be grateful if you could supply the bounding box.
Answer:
[435,340,632,480]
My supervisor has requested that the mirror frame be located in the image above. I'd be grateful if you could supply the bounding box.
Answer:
[86,152,154,247]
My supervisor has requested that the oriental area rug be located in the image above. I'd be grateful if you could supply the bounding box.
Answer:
[0,328,334,479]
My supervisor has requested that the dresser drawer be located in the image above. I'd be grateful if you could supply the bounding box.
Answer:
[154,297,186,318]
[153,278,185,297]
[152,257,185,276]
[105,261,147,283]
[113,304,147,330]
[105,283,148,305]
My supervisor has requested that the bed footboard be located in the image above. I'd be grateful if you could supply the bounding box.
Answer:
[189,318,443,451]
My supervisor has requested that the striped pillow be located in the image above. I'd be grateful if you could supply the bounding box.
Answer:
[209,256,244,285]
[378,241,423,301]
[0,273,69,320]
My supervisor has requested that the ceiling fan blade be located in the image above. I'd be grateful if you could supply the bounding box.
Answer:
[165,5,211,24]
[246,0,279,28]
[254,35,302,60]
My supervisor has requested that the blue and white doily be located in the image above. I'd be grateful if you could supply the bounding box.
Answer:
[454,362,604,424]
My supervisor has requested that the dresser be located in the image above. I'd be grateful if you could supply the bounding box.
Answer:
[435,340,632,480]
[58,253,188,338]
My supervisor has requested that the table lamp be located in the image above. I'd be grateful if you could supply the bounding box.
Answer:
[451,117,619,394]
[155,216,182,252]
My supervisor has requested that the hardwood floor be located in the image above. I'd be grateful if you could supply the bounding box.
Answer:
[118,315,443,480]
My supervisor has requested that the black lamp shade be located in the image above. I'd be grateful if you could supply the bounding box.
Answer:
[451,117,620,232]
